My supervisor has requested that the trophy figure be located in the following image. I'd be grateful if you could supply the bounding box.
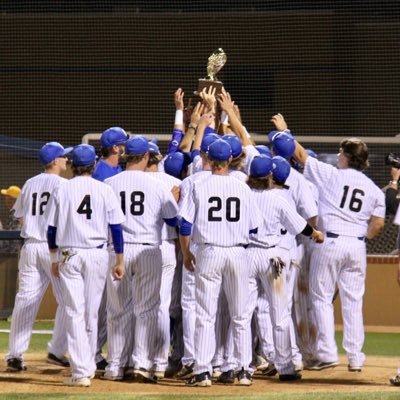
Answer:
[197,48,227,95]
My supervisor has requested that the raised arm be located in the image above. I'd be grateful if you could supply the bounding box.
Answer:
[179,102,205,152]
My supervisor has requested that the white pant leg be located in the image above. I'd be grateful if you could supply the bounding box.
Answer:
[309,240,339,363]
[96,286,108,363]
[106,248,134,376]
[132,245,162,370]
[59,248,109,379]
[213,289,230,369]
[255,247,294,375]
[181,256,196,366]
[8,242,49,360]
[153,240,177,371]
[222,247,251,372]
[193,245,223,375]
[293,239,317,362]
[337,239,367,367]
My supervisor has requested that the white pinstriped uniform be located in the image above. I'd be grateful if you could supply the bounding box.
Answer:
[243,145,261,176]
[179,174,261,375]
[45,176,125,380]
[8,173,67,362]
[147,171,181,372]
[178,170,211,367]
[105,171,178,375]
[247,188,308,374]
[281,169,318,366]
[294,180,319,362]
[304,156,385,367]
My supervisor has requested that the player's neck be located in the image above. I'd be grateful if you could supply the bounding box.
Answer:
[212,167,229,176]
[103,154,119,167]
[145,165,158,172]
[126,162,146,172]
[44,167,61,176]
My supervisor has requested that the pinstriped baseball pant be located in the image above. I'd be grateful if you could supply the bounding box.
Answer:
[193,245,251,375]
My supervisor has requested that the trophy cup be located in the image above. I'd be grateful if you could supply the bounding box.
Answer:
[197,48,227,96]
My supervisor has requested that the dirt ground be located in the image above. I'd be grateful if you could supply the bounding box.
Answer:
[0,354,400,396]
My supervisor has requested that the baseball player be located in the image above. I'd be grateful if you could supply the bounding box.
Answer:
[92,126,128,372]
[6,142,71,372]
[243,155,323,381]
[179,139,262,387]
[275,113,385,371]
[104,136,178,383]
[46,144,125,387]
[144,141,182,378]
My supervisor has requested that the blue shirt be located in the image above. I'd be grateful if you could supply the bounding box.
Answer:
[92,159,122,182]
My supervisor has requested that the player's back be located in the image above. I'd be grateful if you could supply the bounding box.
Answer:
[50,176,120,248]
[191,174,255,246]
[106,170,177,245]
[14,173,66,241]
[305,157,385,236]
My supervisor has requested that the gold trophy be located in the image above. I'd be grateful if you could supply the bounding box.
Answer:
[197,48,227,95]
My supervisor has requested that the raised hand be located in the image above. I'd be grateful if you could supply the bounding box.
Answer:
[270,113,288,131]
[174,88,185,110]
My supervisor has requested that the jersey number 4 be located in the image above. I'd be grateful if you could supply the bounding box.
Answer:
[339,185,364,212]
[208,196,240,222]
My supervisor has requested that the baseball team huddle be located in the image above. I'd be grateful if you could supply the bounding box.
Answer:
[6,86,399,388]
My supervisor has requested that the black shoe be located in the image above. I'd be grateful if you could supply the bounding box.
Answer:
[186,372,212,387]
[6,358,26,372]
[47,353,70,368]
[237,368,252,386]
[96,358,108,373]
[133,368,157,384]
[262,363,278,376]
[176,362,195,379]
[279,372,302,381]
[165,357,182,378]
[217,370,235,384]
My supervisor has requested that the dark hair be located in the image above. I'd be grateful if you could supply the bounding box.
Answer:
[247,176,270,190]
[72,164,95,176]
[147,153,162,168]
[100,147,112,158]
[340,138,369,171]
[125,153,147,164]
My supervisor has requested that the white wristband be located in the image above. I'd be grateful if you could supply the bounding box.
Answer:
[221,111,229,125]
[175,110,183,125]
[50,251,58,264]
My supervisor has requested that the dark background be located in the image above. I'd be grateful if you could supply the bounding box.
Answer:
[0,1,398,252]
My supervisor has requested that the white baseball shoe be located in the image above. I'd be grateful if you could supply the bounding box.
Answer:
[64,377,91,387]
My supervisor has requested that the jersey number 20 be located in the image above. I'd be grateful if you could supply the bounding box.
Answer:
[339,185,364,212]
[208,196,240,222]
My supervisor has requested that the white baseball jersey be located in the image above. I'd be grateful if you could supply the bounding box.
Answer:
[46,176,125,247]
[250,188,307,248]
[394,203,400,226]
[105,170,178,245]
[285,167,318,221]
[179,174,261,246]
[147,171,181,241]
[179,170,211,206]
[228,169,248,182]
[14,173,67,241]
[191,154,203,175]
[304,156,385,236]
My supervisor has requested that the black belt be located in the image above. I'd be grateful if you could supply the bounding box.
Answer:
[97,243,106,249]
[326,232,366,242]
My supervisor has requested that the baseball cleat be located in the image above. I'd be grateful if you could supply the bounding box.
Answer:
[390,375,400,386]
[96,358,108,373]
[153,370,165,380]
[279,372,302,382]
[237,369,252,386]
[47,353,70,368]
[6,358,26,372]
[217,369,235,384]
[133,368,157,384]
[100,371,123,381]
[294,361,304,372]
[64,376,91,387]
[262,363,278,376]
[212,366,222,379]
[306,360,339,371]
[348,364,362,372]
[255,355,270,371]
[176,362,195,379]
[186,372,212,387]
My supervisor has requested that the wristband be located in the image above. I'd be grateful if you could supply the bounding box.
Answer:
[50,251,58,264]
[188,123,197,130]
[390,180,398,185]
[220,111,229,125]
[175,110,183,125]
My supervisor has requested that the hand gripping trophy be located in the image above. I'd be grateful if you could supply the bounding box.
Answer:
[197,48,227,95]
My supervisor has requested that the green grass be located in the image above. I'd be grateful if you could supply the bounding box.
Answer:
[0,393,400,400]
[0,320,399,357]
